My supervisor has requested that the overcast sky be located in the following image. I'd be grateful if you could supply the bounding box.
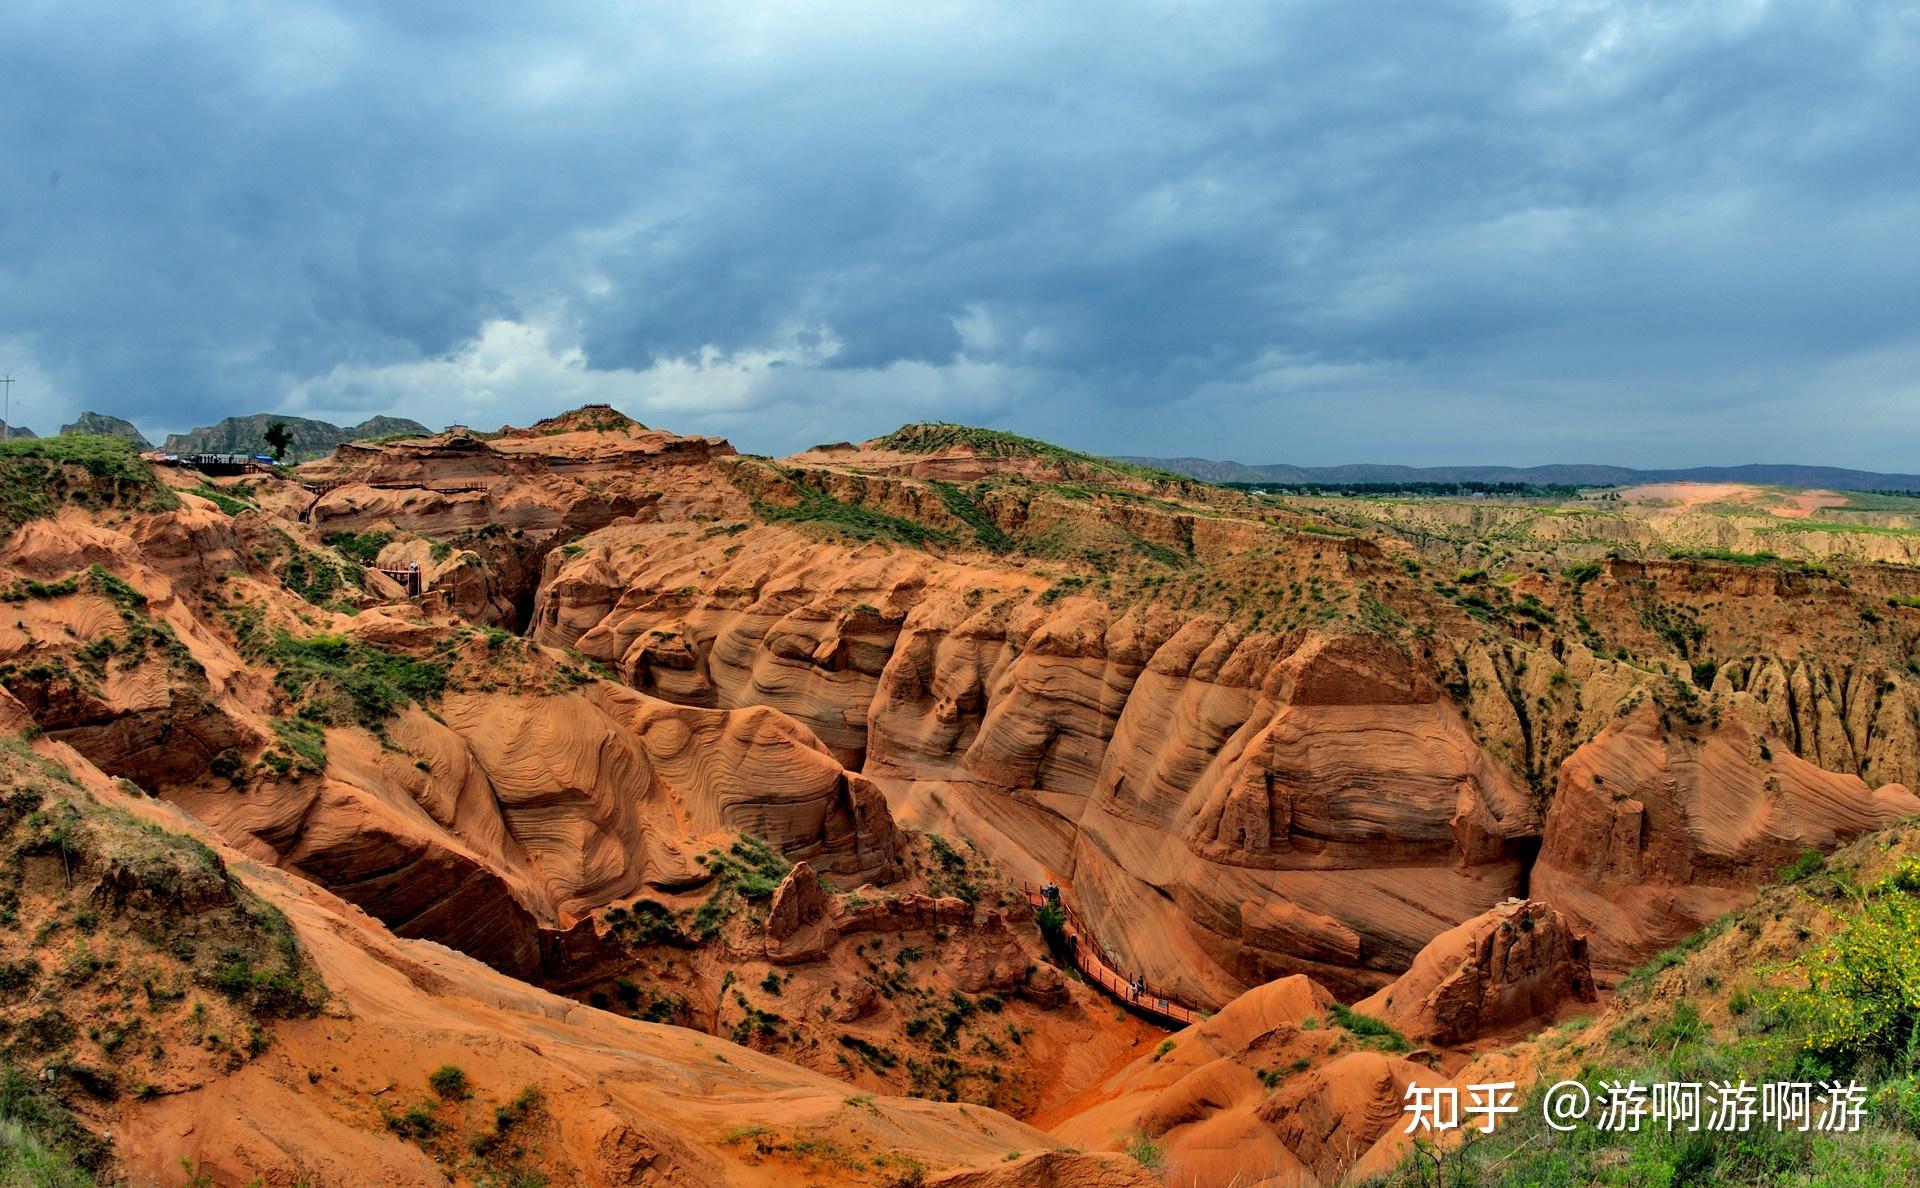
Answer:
[3,2,1918,467]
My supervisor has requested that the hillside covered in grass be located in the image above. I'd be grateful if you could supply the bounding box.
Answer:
[1371,826,1920,1186]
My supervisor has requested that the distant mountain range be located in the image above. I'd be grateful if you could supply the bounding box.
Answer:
[160,414,430,462]
[1112,457,1920,492]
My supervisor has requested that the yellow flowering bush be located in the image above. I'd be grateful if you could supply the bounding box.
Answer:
[1793,860,1920,1065]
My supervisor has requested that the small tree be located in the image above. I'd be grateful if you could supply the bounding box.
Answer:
[263,421,291,462]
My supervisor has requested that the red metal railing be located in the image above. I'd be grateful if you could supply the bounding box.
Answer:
[1024,884,1206,1029]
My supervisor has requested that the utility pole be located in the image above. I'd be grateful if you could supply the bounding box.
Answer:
[1,374,12,441]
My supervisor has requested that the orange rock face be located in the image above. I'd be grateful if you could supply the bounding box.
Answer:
[1532,703,1919,977]
[538,525,1542,1001]
[172,677,905,981]
[1356,898,1596,1046]
[1048,974,1463,1186]
[8,736,1129,1188]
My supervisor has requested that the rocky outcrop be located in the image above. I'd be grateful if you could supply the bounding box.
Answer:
[176,678,906,981]
[1532,703,1920,977]
[765,860,835,963]
[927,1151,1159,1187]
[302,424,743,628]
[1356,898,1595,1046]
[1722,654,1920,790]
[61,410,153,449]
[538,524,1542,1002]
[1068,629,1538,1002]
[1050,974,1447,1187]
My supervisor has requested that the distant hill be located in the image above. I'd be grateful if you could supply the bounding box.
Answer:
[0,423,38,441]
[61,411,152,450]
[1113,456,1920,492]
[162,414,431,462]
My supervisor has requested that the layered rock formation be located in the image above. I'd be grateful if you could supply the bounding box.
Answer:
[168,661,905,982]
[0,491,904,986]
[8,409,1920,1185]
[1053,897,1600,1184]
[1355,898,1595,1046]
[1047,975,1446,1186]
[5,729,1148,1188]
[538,524,1540,1000]
[1533,704,1920,976]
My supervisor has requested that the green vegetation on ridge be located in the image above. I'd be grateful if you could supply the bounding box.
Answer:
[0,435,178,530]
[266,632,450,732]
[1375,833,1920,1186]
[753,476,955,550]
[872,422,1191,484]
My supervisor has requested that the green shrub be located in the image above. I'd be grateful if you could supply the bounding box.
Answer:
[385,1101,439,1141]
[428,1065,470,1100]
[688,835,792,939]
[494,1085,542,1132]
[322,530,395,565]
[1121,1129,1165,1171]
[266,632,448,730]
[1327,1002,1411,1052]
[754,480,951,549]
[1792,867,1920,1065]
[1781,848,1828,884]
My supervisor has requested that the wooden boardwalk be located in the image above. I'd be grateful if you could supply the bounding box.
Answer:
[371,567,425,597]
[1024,885,1206,1029]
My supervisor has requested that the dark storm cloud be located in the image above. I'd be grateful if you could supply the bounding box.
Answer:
[2,1,1916,465]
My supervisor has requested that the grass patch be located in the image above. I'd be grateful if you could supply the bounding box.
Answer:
[1666,548,1830,575]
[1780,848,1828,884]
[321,530,395,566]
[928,480,1014,552]
[1326,1002,1411,1052]
[1618,915,1734,994]
[0,1062,106,1183]
[689,835,792,939]
[265,632,449,731]
[190,484,256,516]
[754,480,952,550]
[0,434,178,530]
[273,538,362,607]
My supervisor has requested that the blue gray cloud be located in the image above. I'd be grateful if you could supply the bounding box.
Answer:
[3,1,1917,467]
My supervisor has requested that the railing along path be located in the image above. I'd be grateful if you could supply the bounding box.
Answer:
[1024,883,1205,1029]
